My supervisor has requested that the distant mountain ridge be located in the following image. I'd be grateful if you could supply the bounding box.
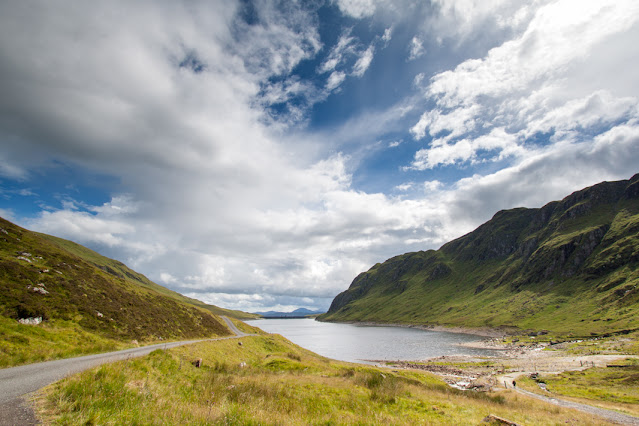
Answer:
[319,174,639,336]
[256,308,325,318]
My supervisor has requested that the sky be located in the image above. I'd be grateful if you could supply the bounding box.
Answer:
[1,0,639,313]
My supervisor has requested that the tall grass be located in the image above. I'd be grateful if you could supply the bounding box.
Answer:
[39,335,603,425]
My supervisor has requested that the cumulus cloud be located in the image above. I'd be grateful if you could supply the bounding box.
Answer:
[427,1,639,107]
[0,1,354,311]
[411,104,480,141]
[523,90,638,139]
[409,128,524,170]
[410,0,639,171]
[445,123,639,223]
[423,180,443,193]
[2,0,639,314]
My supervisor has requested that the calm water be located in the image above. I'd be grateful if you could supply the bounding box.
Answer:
[245,318,499,364]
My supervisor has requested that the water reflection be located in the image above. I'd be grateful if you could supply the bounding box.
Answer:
[245,318,499,364]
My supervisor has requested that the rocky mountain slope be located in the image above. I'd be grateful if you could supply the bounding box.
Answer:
[319,175,639,336]
[0,217,252,366]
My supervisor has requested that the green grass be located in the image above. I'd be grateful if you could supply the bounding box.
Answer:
[561,331,639,356]
[0,316,126,368]
[519,358,639,417]
[38,334,602,425]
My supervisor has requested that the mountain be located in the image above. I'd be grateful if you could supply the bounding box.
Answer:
[256,308,325,318]
[319,174,639,336]
[0,216,255,367]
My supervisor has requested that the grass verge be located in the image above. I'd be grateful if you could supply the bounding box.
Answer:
[0,316,127,368]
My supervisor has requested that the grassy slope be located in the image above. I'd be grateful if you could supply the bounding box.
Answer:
[37,334,600,425]
[320,176,639,337]
[0,217,247,367]
[37,233,258,321]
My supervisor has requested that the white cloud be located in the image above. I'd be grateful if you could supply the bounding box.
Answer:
[33,210,135,249]
[428,0,639,108]
[395,182,413,191]
[334,0,378,18]
[259,78,316,106]
[382,27,393,44]
[159,272,178,285]
[523,90,638,139]
[352,45,375,77]
[319,33,355,74]
[233,2,322,78]
[326,71,347,91]
[0,161,27,180]
[411,104,480,141]
[423,180,443,193]
[447,123,639,224]
[430,0,536,40]
[408,36,424,61]
[410,0,639,171]
[409,127,523,170]
[0,208,17,223]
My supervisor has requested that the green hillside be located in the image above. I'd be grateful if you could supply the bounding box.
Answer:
[36,232,257,321]
[319,174,639,337]
[0,217,254,367]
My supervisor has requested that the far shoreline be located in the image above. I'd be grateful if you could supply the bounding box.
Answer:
[315,318,516,339]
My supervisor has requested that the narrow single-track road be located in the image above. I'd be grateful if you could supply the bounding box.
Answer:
[499,372,639,425]
[515,388,639,425]
[0,316,249,425]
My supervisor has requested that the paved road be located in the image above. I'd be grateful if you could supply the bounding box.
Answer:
[220,315,250,337]
[0,316,247,425]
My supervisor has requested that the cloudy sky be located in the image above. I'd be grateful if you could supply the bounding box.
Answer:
[1,0,639,313]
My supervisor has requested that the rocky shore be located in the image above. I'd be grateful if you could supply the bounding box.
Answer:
[378,336,638,393]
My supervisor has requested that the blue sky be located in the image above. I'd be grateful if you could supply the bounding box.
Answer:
[1,0,639,312]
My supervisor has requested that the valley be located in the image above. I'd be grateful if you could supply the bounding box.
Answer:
[2,175,638,424]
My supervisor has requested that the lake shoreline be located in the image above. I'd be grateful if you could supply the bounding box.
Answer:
[247,318,500,363]
[320,319,515,339]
